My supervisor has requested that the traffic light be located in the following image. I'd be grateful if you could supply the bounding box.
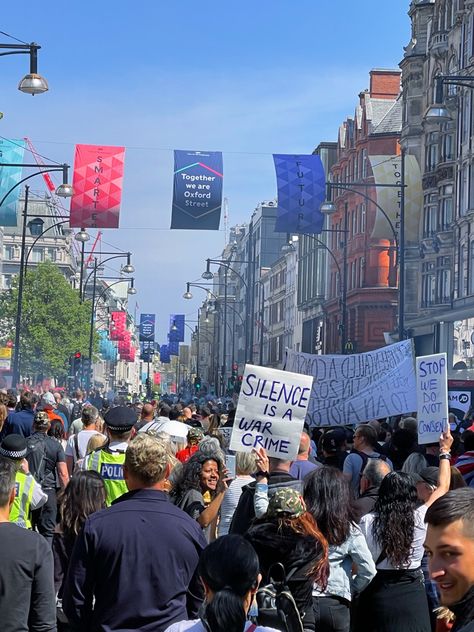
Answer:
[73,351,82,375]
[194,376,201,391]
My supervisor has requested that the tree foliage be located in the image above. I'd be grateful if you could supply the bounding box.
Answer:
[0,260,97,381]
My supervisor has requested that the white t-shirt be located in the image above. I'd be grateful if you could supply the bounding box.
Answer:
[65,429,105,462]
[165,619,279,632]
[359,504,428,570]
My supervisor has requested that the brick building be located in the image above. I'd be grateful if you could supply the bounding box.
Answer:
[324,69,401,353]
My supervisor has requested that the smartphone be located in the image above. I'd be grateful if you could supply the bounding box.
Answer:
[225,454,236,479]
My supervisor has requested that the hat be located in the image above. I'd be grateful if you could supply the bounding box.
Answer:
[103,406,136,432]
[34,411,50,429]
[267,488,306,519]
[188,427,204,442]
[0,434,27,459]
[42,392,55,406]
[322,429,345,454]
[413,466,439,488]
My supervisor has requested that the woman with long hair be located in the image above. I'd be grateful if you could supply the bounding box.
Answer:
[53,471,107,619]
[355,430,453,632]
[245,487,329,631]
[170,451,227,541]
[165,535,278,632]
[304,467,376,632]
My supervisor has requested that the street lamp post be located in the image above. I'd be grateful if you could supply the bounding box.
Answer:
[1,162,74,386]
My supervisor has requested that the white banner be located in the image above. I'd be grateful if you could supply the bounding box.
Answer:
[416,353,449,445]
[229,364,313,460]
[284,340,416,427]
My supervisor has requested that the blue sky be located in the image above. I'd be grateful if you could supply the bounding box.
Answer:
[0,1,410,341]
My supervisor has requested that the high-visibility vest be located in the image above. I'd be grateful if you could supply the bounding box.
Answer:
[9,471,34,528]
[85,448,127,506]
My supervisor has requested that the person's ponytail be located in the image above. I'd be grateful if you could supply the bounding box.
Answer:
[204,587,247,632]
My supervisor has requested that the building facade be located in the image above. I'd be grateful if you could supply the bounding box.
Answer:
[324,69,401,353]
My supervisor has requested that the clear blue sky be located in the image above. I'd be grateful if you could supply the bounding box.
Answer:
[0,1,411,341]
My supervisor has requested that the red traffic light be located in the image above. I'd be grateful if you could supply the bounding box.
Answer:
[74,352,82,359]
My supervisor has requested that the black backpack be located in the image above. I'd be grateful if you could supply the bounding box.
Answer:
[26,434,48,486]
[256,563,304,632]
[71,400,83,421]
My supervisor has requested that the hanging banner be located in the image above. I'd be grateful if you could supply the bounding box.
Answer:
[160,345,170,363]
[0,139,26,227]
[139,313,156,342]
[273,154,326,234]
[416,353,449,445]
[369,154,422,242]
[171,149,223,230]
[229,364,314,460]
[153,372,161,385]
[169,339,179,356]
[70,144,125,228]
[110,311,127,341]
[169,314,185,342]
[284,340,416,427]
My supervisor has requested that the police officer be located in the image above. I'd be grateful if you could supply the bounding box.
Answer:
[0,434,47,528]
[84,406,136,505]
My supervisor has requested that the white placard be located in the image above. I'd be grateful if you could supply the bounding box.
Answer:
[229,364,313,460]
[416,353,448,445]
[284,340,416,427]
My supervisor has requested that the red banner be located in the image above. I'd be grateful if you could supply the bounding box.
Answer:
[70,144,125,228]
[110,311,127,341]
[153,372,161,385]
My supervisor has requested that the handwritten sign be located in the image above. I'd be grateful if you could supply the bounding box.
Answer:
[416,353,448,445]
[284,340,416,427]
[229,364,313,460]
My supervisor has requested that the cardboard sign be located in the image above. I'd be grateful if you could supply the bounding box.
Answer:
[285,340,416,427]
[229,364,313,460]
[416,353,448,445]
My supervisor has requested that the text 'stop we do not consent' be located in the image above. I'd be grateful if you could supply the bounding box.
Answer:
[229,364,314,460]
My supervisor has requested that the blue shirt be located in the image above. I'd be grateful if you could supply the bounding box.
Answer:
[289,459,320,480]
[63,489,207,632]
[3,409,35,438]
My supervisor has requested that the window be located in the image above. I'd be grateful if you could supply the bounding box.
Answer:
[425,132,440,171]
[439,185,453,230]
[361,149,368,178]
[359,257,365,288]
[360,204,366,233]
[3,245,15,260]
[44,248,57,262]
[2,275,11,290]
[441,121,455,161]
[422,262,436,307]
[31,248,43,263]
[437,256,451,303]
[423,193,438,236]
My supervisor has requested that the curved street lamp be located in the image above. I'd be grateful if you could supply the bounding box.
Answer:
[0,41,48,95]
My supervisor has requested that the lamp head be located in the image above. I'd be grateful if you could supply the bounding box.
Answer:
[183,291,193,300]
[320,200,337,214]
[201,270,214,280]
[55,182,74,198]
[127,286,137,295]
[18,73,48,96]
[122,263,134,274]
[74,229,90,243]
[424,104,452,123]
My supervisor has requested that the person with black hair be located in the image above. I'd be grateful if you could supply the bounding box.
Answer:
[354,429,453,632]
[343,425,391,498]
[2,391,39,438]
[165,534,278,632]
[170,451,227,540]
[455,431,474,486]
[304,467,376,632]
[424,488,474,632]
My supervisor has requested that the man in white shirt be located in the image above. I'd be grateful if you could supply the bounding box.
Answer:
[65,405,103,474]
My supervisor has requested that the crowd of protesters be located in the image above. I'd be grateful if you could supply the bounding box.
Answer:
[0,387,474,632]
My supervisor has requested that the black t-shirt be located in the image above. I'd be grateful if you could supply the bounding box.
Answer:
[0,522,56,631]
[26,432,66,489]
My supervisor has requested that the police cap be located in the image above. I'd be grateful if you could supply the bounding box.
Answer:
[103,406,136,432]
[0,434,27,459]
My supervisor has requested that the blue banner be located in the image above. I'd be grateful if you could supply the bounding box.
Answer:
[160,344,170,363]
[273,154,326,234]
[171,149,223,230]
[141,340,155,361]
[0,139,26,227]
[169,339,179,356]
[169,314,185,342]
[139,313,155,342]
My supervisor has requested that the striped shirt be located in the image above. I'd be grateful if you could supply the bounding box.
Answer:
[218,476,254,536]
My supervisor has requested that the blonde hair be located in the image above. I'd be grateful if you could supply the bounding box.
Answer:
[126,434,168,485]
[85,433,106,455]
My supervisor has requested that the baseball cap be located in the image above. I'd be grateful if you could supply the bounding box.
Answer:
[321,428,346,454]
[413,466,439,488]
[267,488,306,519]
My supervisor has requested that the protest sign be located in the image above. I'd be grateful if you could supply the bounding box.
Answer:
[284,340,416,427]
[416,353,448,445]
[229,364,313,460]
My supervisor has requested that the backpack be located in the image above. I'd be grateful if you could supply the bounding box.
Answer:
[351,448,387,475]
[256,563,304,632]
[71,400,83,421]
[26,434,48,486]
